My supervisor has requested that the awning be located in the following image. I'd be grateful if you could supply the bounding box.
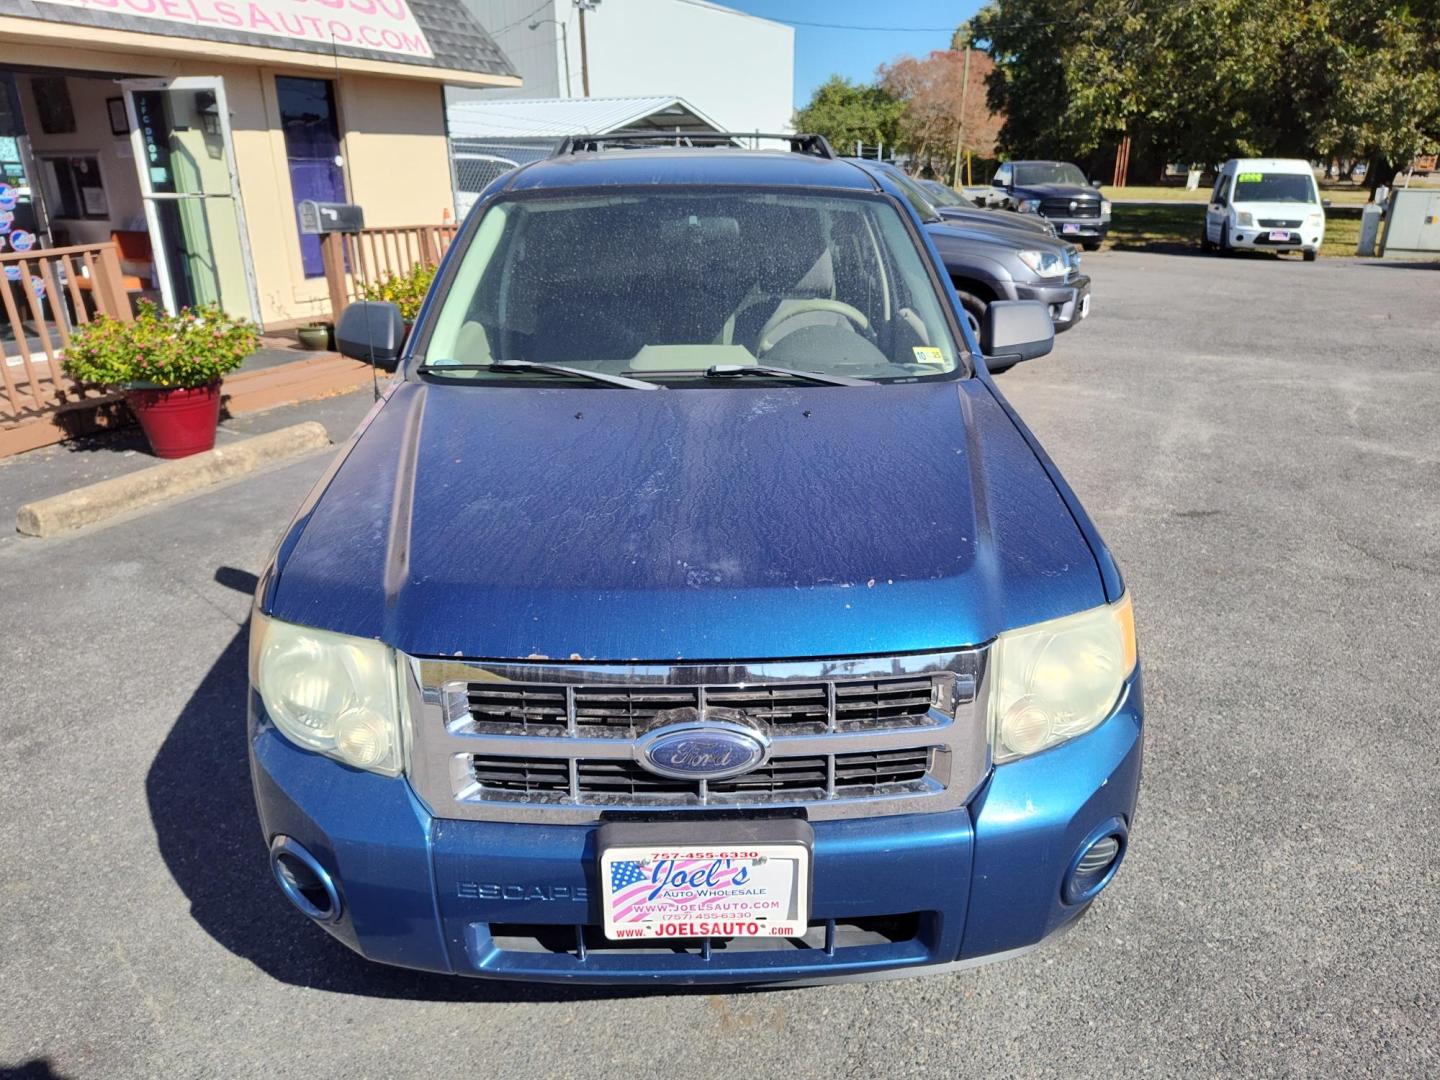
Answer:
[0,0,520,87]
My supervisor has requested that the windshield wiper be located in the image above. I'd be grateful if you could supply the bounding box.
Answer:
[416,361,660,390]
[701,364,869,387]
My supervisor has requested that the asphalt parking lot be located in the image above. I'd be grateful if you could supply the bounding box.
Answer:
[2,250,1437,1079]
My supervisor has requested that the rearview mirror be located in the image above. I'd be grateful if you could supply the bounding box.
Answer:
[981,300,1055,374]
[335,301,406,371]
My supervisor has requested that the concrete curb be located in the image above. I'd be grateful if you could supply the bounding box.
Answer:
[16,422,331,538]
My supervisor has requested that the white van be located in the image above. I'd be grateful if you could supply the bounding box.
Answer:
[1202,158,1326,260]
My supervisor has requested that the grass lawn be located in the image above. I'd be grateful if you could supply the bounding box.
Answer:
[1105,203,1360,258]
[1110,184,1377,206]
[1111,178,1439,205]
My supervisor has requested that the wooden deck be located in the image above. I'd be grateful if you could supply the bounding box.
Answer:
[0,352,375,459]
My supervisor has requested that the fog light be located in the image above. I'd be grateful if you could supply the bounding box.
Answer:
[270,836,342,922]
[1063,818,1127,905]
[1077,835,1120,875]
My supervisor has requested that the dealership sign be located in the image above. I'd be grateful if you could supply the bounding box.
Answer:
[32,0,433,59]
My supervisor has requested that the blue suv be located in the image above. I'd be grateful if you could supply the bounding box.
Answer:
[248,134,1143,985]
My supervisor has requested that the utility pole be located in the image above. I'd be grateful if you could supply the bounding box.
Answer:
[576,0,600,98]
[953,44,971,186]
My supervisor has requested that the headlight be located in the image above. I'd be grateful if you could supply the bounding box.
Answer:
[1100,200,1112,216]
[1017,198,1042,213]
[249,610,404,776]
[1016,249,1069,279]
[1307,213,1323,227]
[1237,211,1255,227]
[989,594,1137,763]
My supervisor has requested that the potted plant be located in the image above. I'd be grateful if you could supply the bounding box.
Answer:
[360,262,437,330]
[62,301,259,459]
[297,321,332,351]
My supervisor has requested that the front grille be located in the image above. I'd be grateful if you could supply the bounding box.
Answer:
[1258,218,1302,228]
[463,677,937,737]
[409,651,989,823]
[1041,198,1100,219]
[472,747,933,803]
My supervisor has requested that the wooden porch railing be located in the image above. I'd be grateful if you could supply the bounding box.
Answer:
[1,241,134,425]
[321,224,460,321]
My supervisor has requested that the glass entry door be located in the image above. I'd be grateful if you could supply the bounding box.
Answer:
[121,77,260,321]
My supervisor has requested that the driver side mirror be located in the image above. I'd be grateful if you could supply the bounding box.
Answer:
[1091,179,1103,189]
[335,301,407,372]
[981,300,1054,374]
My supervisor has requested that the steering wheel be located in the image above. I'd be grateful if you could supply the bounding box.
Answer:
[757,299,870,354]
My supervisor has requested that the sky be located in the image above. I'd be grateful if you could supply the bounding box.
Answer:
[720,1,979,108]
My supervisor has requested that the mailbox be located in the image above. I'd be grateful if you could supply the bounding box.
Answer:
[299,201,364,235]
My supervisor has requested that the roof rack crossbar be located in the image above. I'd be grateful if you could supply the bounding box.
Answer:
[552,132,836,160]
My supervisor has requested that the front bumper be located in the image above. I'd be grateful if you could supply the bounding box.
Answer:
[1228,224,1324,252]
[1043,216,1109,242]
[1015,273,1092,334]
[248,674,1143,985]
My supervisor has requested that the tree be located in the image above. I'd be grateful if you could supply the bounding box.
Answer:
[1314,0,1440,189]
[972,0,1079,158]
[879,48,1002,181]
[970,0,1440,185]
[793,76,904,154]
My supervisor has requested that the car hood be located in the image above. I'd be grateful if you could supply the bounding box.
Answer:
[1013,183,1101,201]
[1232,201,1321,218]
[268,379,1103,661]
[936,206,1055,237]
[926,220,1070,258]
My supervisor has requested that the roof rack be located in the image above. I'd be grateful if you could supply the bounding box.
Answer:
[552,132,836,160]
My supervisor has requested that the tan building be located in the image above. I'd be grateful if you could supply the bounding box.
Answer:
[0,0,518,328]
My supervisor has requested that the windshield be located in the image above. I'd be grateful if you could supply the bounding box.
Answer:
[919,180,969,207]
[422,190,964,383]
[1013,163,1089,187]
[1233,171,1317,204]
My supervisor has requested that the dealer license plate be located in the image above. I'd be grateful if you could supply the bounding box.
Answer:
[599,843,810,941]
[1062,223,1081,235]
[1268,230,1291,242]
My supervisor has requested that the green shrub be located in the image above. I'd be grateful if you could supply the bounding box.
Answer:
[359,262,437,322]
[62,301,259,389]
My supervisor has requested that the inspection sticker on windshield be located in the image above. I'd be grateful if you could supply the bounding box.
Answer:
[912,346,946,365]
[599,844,810,940]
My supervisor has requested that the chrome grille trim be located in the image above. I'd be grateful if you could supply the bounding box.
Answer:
[404,650,991,823]
[1041,197,1100,218]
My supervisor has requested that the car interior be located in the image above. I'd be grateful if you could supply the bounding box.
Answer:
[426,192,960,381]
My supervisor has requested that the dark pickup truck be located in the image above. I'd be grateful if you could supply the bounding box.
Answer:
[989,161,1111,250]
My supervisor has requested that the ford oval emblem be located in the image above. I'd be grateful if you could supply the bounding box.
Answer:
[636,722,769,781]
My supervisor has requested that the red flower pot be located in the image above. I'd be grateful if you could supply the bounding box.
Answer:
[124,382,223,459]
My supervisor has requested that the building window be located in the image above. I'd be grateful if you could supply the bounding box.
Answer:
[31,76,76,135]
[276,77,346,279]
[40,156,109,220]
